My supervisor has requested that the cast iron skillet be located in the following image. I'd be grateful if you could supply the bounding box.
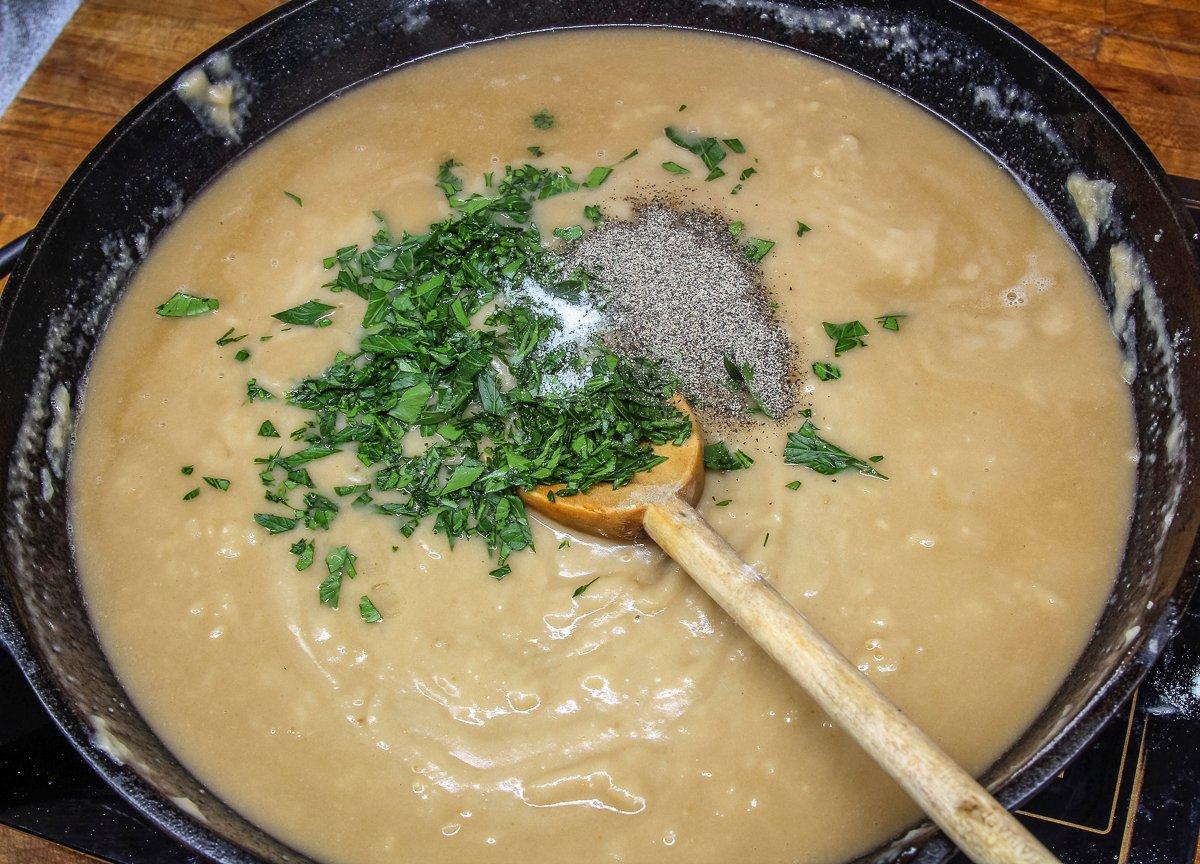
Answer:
[1,1,1198,862]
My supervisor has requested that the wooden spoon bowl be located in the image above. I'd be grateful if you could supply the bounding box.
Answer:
[519,396,705,540]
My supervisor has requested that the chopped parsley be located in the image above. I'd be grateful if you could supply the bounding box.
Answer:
[786,480,802,490]
[662,161,690,175]
[703,442,754,471]
[319,545,357,608]
[583,166,612,188]
[359,595,383,623]
[181,465,194,475]
[258,420,280,438]
[290,538,315,571]
[251,160,691,584]
[203,476,231,491]
[714,498,732,507]
[583,204,602,224]
[730,166,757,195]
[723,138,746,154]
[254,512,297,534]
[216,328,247,346]
[182,488,200,501]
[572,577,599,598]
[301,492,339,530]
[784,420,887,479]
[664,126,727,181]
[527,145,544,157]
[553,225,584,242]
[744,238,775,263]
[235,349,250,362]
[156,291,218,318]
[722,355,771,417]
[812,361,841,382]
[284,191,303,206]
[876,313,907,331]
[823,320,869,355]
[531,108,555,130]
[273,300,335,327]
[728,220,744,237]
[796,221,812,237]
[246,379,275,402]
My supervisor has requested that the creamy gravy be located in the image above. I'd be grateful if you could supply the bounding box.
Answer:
[72,30,1136,864]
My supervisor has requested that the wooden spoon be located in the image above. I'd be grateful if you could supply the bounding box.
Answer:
[520,397,1060,864]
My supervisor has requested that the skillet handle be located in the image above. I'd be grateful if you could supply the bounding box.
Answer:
[0,231,31,279]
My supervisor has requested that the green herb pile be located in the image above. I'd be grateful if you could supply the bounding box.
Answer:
[252,159,691,582]
[156,114,910,616]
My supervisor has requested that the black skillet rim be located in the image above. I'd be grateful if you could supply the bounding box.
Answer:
[0,1,1198,862]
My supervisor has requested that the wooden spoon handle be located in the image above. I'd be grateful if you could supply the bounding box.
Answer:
[643,495,1060,864]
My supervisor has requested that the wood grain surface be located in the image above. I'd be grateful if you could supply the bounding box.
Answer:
[0,0,1197,862]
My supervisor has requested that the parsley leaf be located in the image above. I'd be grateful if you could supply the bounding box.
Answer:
[255,512,298,534]
[812,361,841,381]
[320,545,357,608]
[246,379,275,402]
[822,320,869,355]
[258,420,280,438]
[360,595,383,623]
[531,109,555,129]
[744,238,775,263]
[203,476,230,491]
[796,221,812,237]
[156,292,218,318]
[553,225,584,242]
[784,420,887,479]
[302,492,339,530]
[662,161,690,175]
[284,191,303,206]
[703,442,754,471]
[182,488,200,501]
[572,577,599,598]
[722,355,771,417]
[290,538,315,571]
[664,126,726,179]
[583,166,612,188]
[876,313,907,332]
[273,300,335,327]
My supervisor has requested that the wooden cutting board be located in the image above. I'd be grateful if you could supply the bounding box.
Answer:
[0,1,1198,863]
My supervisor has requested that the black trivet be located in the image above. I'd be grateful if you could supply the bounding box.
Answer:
[2,179,1198,864]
